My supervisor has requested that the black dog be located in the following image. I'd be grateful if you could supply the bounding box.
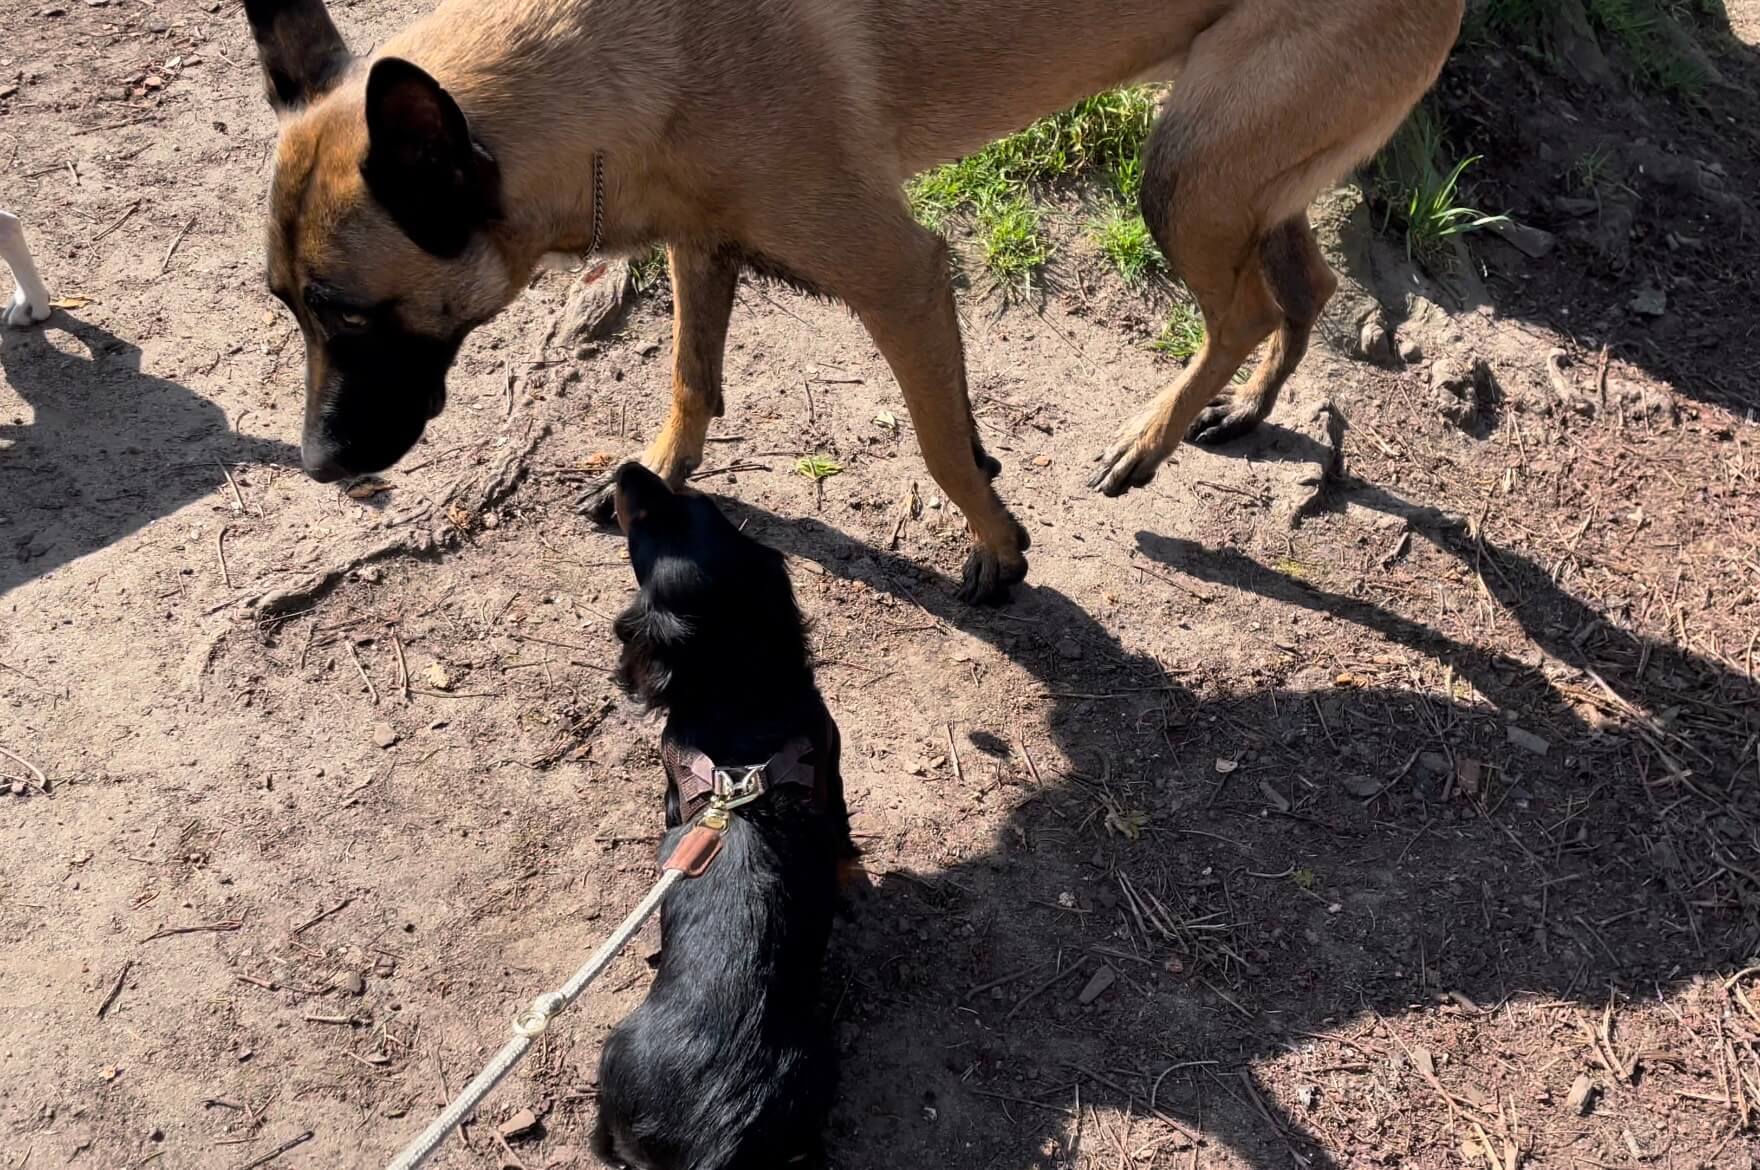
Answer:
[592,463,856,1170]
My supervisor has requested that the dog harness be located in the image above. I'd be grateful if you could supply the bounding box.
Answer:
[662,735,822,823]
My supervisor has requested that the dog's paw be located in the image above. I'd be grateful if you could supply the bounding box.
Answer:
[4,286,49,329]
[956,522,1030,605]
[575,474,619,525]
[1088,434,1166,497]
[1188,391,1267,445]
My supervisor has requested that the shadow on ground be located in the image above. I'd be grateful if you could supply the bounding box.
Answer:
[713,457,1757,1168]
[0,315,298,597]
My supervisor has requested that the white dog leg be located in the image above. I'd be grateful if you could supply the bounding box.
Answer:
[1,211,52,328]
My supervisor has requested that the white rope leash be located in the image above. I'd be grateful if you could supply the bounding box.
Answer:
[386,867,686,1170]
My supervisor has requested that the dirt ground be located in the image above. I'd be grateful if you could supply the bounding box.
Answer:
[6,4,1760,1169]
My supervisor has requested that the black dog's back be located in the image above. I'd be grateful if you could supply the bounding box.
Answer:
[592,803,841,1170]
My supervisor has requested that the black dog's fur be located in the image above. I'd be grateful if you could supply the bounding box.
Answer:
[592,463,855,1170]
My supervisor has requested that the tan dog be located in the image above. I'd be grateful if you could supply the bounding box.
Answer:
[245,0,1463,602]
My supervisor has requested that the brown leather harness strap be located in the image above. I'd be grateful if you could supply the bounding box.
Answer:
[661,824,725,879]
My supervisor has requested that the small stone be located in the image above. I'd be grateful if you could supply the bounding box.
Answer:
[1357,317,1392,362]
[372,723,399,750]
[1629,285,1667,318]
[637,340,661,357]
[498,1109,541,1141]
[9,782,26,797]
[1417,751,1451,775]
[0,85,16,99]
[1506,726,1550,756]
[146,20,167,32]
[143,75,164,90]
[374,957,397,978]
[481,511,500,529]
[1397,337,1424,364]
[334,971,366,996]
[1032,454,1052,467]
[1566,1073,1594,1114]
[1077,966,1116,1005]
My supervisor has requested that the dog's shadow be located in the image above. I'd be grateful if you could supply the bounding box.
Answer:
[0,315,299,598]
[715,487,1759,1170]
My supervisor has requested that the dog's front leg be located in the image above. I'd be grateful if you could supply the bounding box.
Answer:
[579,243,739,520]
[835,216,1030,604]
[0,212,52,329]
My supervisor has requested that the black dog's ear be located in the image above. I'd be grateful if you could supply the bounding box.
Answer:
[361,58,502,259]
[243,0,353,112]
[613,462,687,534]
[613,601,691,706]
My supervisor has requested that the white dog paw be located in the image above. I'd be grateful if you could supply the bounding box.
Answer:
[4,286,50,328]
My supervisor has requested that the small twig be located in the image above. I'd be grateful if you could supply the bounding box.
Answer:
[143,919,243,942]
[1007,957,1086,1020]
[291,897,353,936]
[216,460,247,512]
[391,631,411,703]
[302,1013,359,1026]
[803,378,817,423]
[946,723,963,785]
[160,214,196,274]
[216,525,234,589]
[234,1131,313,1170]
[0,745,50,795]
[93,200,141,243]
[96,960,133,1019]
[1127,557,1215,603]
[345,642,379,706]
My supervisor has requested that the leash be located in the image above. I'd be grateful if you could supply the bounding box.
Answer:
[385,809,727,1170]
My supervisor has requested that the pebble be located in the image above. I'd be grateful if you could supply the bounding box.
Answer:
[498,1108,540,1141]
[1077,965,1116,1005]
[372,722,399,749]
[1506,725,1550,756]
[335,971,366,996]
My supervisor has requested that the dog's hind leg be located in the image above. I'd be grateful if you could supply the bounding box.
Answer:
[580,242,740,521]
[1187,215,1337,445]
[1090,2,1457,495]
[1,211,52,329]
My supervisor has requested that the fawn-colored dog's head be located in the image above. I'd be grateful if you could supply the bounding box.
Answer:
[245,0,521,482]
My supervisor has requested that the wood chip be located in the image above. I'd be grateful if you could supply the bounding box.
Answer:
[1077,965,1116,1005]
[1566,1073,1594,1114]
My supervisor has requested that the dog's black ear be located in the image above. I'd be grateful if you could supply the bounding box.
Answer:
[362,58,502,259]
[614,462,687,533]
[243,0,353,112]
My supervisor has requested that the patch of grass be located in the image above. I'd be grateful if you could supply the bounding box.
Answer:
[1568,145,1619,196]
[1587,0,1713,94]
[1088,203,1164,285]
[1373,110,1508,272]
[794,453,843,482]
[976,194,1052,298]
[1150,300,1206,360]
[630,245,667,291]
[910,86,1158,290]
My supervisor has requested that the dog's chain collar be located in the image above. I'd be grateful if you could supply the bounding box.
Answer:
[587,151,606,257]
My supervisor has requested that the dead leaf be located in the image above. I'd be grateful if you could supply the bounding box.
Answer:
[424,663,451,691]
[873,410,899,431]
[581,451,614,472]
[345,477,391,500]
[447,503,473,530]
[50,295,93,310]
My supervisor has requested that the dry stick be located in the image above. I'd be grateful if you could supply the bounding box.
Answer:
[216,525,234,590]
[96,960,133,1019]
[1007,957,1086,1020]
[234,1131,313,1170]
[143,919,243,942]
[946,723,964,785]
[1127,557,1215,604]
[0,745,50,794]
[391,632,412,703]
[291,897,353,936]
[93,200,141,243]
[160,214,196,274]
[346,642,379,706]
[965,960,1055,1002]
[216,460,247,512]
